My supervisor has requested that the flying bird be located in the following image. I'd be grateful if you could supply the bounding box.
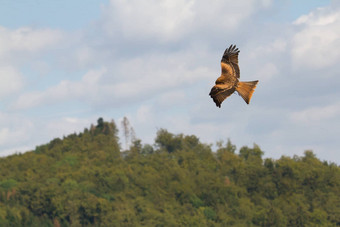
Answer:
[209,45,258,107]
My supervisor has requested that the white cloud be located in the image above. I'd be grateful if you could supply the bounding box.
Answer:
[136,105,154,123]
[290,103,340,124]
[293,7,339,26]
[0,112,34,155]
[0,114,94,156]
[100,0,272,42]
[291,6,340,69]
[0,66,23,98]
[45,117,92,137]
[9,91,43,110]
[2,0,340,164]
[249,39,287,58]
[104,0,195,41]
[253,62,278,83]
[0,26,63,60]
[10,48,213,110]
[74,46,93,68]
[10,68,106,110]
[110,53,212,100]
[157,90,187,107]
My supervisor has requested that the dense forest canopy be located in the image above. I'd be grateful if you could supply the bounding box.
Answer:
[0,118,339,226]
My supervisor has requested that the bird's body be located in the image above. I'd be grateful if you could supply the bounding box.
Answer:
[209,45,258,107]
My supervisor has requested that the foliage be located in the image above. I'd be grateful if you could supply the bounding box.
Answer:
[0,118,339,226]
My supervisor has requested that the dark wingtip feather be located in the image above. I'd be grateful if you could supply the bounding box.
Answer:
[221,44,240,63]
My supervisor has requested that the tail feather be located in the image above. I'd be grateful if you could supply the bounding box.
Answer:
[236,80,259,104]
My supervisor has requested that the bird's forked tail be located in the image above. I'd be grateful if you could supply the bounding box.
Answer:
[236,80,259,104]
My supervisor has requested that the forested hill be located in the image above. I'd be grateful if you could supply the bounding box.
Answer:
[0,118,339,226]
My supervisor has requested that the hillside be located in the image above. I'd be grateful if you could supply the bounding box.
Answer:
[0,118,339,226]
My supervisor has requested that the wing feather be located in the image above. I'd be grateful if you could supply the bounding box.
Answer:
[221,62,234,76]
[221,44,240,78]
[221,44,239,64]
[209,86,235,108]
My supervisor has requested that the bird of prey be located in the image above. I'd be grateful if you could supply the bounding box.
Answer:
[209,45,259,108]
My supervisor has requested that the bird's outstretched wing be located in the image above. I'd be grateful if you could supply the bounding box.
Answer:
[221,44,240,78]
[209,85,236,108]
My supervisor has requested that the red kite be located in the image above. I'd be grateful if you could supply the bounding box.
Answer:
[209,45,258,107]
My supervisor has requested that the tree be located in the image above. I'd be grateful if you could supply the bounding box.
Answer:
[0,120,339,226]
[121,117,136,150]
[155,129,182,153]
[96,117,104,129]
[239,144,263,161]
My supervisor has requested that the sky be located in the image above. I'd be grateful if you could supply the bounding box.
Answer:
[0,0,339,163]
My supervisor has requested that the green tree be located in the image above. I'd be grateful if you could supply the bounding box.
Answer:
[0,120,339,226]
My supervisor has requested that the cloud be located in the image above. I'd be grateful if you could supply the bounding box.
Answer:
[2,0,340,164]
[136,105,154,123]
[11,48,213,110]
[10,68,106,110]
[291,5,340,69]
[0,66,23,98]
[157,90,187,108]
[101,0,195,42]
[253,62,278,83]
[0,112,34,153]
[290,103,340,124]
[99,0,272,43]
[5,0,275,111]
[0,26,63,61]
[109,52,212,99]
[0,114,94,156]
[45,117,93,137]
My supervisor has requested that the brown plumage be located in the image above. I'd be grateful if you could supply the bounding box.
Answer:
[209,45,259,108]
